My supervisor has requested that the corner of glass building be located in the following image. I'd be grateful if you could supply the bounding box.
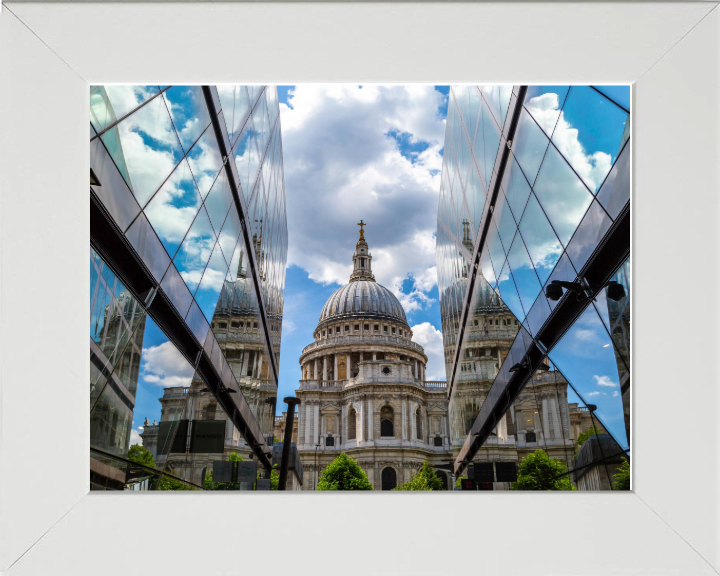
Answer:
[89,85,288,491]
[437,85,630,491]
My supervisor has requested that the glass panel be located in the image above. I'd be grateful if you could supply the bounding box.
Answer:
[592,85,630,112]
[511,108,549,186]
[160,263,194,318]
[493,192,518,251]
[194,241,231,321]
[465,162,486,237]
[103,93,184,208]
[548,305,629,450]
[90,85,160,133]
[518,193,563,286]
[480,99,502,190]
[596,139,630,221]
[523,86,569,137]
[125,213,171,283]
[186,126,223,200]
[143,159,202,258]
[501,155,533,222]
[532,143,594,247]
[163,85,211,154]
[565,200,613,272]
[485,219,506,281]
[506,233,542,315]
[496,260,525,321]
[173,206,216,295]
[552,86,629,193]
[90,136,141,232]
[203,170,233,236]
[233,118,260,202]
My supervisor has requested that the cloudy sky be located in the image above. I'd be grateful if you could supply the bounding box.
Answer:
[275,84,450,405]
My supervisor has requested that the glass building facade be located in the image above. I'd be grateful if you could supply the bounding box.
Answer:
[90,85,287,490]
[437,86,630,490]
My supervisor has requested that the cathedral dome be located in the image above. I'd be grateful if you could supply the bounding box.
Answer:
[317,221,408,328]
[318,281,408,326]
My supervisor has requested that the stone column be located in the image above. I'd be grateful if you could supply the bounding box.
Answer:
[314,358,318,379]
[305,403,312,445]
[367,397,373,440]
[359,352,364,378]
[313,403,320,445]
[410,402,416,441]
[257,353,263,380]
[372,351,377,361]
[542,397,550,440]
[346,353,351,379]
[241,349,249,378]
[550,396,561,442]
[414,360,418,379]
[358,397,364,442]
[323,356,328,380]
[333,355,338,381]
[401,397,407,441]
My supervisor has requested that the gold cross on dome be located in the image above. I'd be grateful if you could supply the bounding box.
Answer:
[357,220,366,240]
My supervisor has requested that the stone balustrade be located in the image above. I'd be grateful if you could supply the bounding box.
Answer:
[298,378,446,391]
[301,334,425,356]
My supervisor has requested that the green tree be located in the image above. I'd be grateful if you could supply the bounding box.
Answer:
[316,453,373,491]
[128,443,197,490]
[576,426,602,448]
[393,461,444,491]
[510,449,576,491]
[128,444,156,469]
[612,457,630,490]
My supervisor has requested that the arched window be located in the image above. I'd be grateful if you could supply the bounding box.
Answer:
[416,409,423,440]
[348,408,356,440]
[434,436,443,447]
[381,467,397,490]
[436,471,448,490]
[380,406,394,437]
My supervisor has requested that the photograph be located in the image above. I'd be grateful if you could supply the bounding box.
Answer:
[89,83,630,492]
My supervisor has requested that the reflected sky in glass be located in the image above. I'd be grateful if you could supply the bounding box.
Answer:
[548,305,628,449]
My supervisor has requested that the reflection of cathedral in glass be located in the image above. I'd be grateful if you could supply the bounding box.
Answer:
[438,85,631,490]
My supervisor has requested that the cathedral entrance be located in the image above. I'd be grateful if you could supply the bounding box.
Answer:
[381,467,397,490]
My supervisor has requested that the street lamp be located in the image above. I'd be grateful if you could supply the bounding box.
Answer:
[314,442,322,490]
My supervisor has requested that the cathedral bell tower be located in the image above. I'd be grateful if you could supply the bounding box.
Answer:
[349,220,376,283]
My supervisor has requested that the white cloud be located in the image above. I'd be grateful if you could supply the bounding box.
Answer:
[141,341,195,388]
[594,375,617,388]
[411,322,445,381]
[612,391,619,398]
[525,93,612,193]
[280,85,445,304]
[587,391,604,397]
[129,428,143,447]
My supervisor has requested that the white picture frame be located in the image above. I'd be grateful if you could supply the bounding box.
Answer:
[0,2,718,575]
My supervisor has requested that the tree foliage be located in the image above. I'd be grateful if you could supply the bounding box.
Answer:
[576,426,602,447]
[316,453,373,491]
[128,444,156,469]
[510,449,576,491]
[612,457,630,490]
[393,461,444,491]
